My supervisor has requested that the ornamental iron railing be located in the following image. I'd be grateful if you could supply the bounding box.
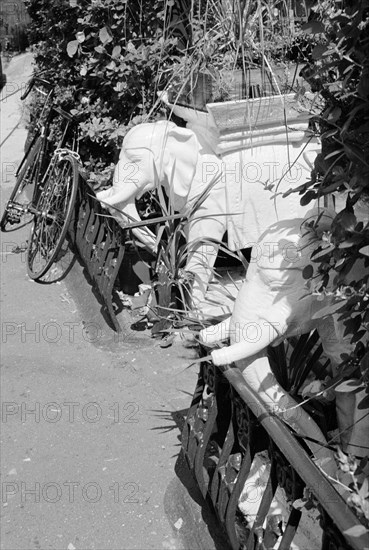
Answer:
[182,346,367,550]
[68,180,126,332]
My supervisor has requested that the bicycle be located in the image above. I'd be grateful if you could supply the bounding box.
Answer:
[1,76,80,280]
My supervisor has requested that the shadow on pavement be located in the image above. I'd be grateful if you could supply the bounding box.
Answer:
[161,409,232,550]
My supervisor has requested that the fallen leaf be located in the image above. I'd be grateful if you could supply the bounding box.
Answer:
[174,518,183,530]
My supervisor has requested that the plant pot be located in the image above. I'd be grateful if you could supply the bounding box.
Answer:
[222,64,305,101]
[169,71,213,111]
[161,84,315,156]
[168,64,304,109]
[334,379,369,458]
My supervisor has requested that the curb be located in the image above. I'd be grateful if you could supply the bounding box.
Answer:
[164,451,231,550]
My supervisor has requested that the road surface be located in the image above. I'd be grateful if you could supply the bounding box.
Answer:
[1,52,226,550]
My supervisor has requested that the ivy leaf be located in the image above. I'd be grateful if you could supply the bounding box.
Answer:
[312,44,329,60]
[75,31,85,43]
[300,190,316,206]
[331,207,356,243]
[301,21,325,34]
[69,0,78,6]
[114,82,126,92]
[311,300,346,320]
[112,45,121,58]
[67,40,79,58]
[99,26,113,44]
[322,181,344,194]
[302,264,314,279]
[311,244,335,260]
[327,106,341,123]
[344,143,369,166]
[351,330,366,344]
[338,236,363,248]
[94,45,105,54]
[359,245,369,256]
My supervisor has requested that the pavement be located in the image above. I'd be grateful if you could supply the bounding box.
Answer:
[0,53,230,550]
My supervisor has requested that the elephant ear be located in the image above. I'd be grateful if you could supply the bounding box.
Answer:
[163,126,199,211]
[123,121,199,212]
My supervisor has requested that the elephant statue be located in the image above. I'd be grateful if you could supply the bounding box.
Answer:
[199,202,368,526]
[96,120,321,305]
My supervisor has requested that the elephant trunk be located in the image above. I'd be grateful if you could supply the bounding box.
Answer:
[200,316,231,345]
[208,321,280,366]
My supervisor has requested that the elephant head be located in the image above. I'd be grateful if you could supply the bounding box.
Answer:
[200,206,366,366]
[96,120,199,251]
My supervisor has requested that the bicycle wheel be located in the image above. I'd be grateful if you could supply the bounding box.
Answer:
[0,136,42,232]
[26,153,79,280]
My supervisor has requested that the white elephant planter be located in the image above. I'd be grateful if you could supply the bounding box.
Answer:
[96,119,320,305]
[199,205,368,520]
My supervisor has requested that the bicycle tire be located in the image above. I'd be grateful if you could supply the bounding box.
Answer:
[0,136,42,232]
[26,153,79,280]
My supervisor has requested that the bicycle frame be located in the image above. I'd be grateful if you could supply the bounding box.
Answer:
[31,109,79,205]
[19,77,80,206]
[1,75,80,232]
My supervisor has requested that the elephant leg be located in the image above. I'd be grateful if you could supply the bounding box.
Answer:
[236,352,337,477]
[200,315,231,344]
[236,351,337,527]
[185,215,226,306]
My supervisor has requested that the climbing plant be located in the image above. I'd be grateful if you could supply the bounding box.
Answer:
[293,0,369,381]
[288,8,369,523]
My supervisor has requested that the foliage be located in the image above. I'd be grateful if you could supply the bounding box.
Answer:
[292,1,369,387]
[168,0,314,103]
[289,2,369,525]
[335,450,369,529]
[24,0,182,186]
[294,451,369,531]
[151,167,240,319]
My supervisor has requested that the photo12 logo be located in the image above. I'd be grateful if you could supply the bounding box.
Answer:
[1,401,140,424]
[2,481,140,504]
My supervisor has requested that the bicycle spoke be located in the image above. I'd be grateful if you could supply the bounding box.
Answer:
[27,154,78,280]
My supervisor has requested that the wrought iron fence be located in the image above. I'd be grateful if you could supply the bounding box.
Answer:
[182,346,367,550]
[68,179,126,332]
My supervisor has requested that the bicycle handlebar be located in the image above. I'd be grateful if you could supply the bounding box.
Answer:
[20,76,53,101]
